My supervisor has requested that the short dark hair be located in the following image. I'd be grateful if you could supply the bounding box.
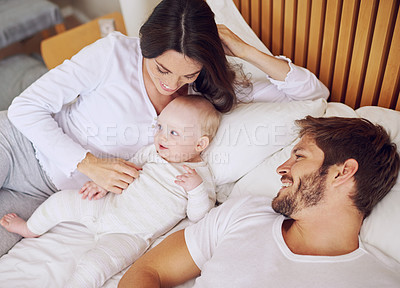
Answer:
[296,116,400,218]
[139,0,244,113]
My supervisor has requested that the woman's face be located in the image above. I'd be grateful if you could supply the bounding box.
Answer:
[145,50,203,96]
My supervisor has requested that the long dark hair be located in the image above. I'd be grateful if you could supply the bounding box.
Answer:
[139,0,244,113]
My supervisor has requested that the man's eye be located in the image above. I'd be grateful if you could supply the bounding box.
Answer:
[295,154,303,159]
[170,130,179,136]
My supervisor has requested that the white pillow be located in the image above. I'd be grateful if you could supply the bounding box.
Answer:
[229,141,295,201]
[323,102,359,117]
[356,106,400,263]
[203,98,327,189]
[356,106,400,145]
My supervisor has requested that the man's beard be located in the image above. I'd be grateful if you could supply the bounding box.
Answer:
[272,166,328,218]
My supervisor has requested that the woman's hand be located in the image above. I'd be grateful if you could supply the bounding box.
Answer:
[217,24,252,59]
[77,153,141,194]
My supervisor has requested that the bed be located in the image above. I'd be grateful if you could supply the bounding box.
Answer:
[0,0,399,287]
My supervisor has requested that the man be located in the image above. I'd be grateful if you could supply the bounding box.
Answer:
[118,116,400,287]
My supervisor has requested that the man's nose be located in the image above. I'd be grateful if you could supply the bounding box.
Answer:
[276,158,292,175]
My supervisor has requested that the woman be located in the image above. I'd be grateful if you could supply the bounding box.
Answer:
[0,0,328,255]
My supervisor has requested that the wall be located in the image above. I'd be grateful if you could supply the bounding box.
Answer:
[51,0,161,36]
[50,0,121,23]
[119,0,161,37]
[71,0,121,19]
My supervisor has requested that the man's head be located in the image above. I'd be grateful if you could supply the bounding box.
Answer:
[272,116,399,218]
[154,95,221,162]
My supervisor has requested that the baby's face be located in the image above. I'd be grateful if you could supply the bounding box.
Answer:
[154,101,203,163]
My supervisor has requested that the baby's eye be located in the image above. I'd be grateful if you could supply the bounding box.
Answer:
[157,124,162,131]
[170,130,179,136]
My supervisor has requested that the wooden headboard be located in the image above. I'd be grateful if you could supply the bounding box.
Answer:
[233,0,400,111]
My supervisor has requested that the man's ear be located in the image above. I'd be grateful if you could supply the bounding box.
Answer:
[196,136,210,152]
[332,159,359,187]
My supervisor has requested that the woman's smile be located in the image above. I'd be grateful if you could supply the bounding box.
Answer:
[159,80,176,92]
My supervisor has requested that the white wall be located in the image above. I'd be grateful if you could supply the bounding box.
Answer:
[71,0,121,20]
[118,0,161,37]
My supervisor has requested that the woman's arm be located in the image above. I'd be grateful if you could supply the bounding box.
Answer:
[218,24,290,81]
[218,24,329,102]
[118,230,200,288]
[8,34,140,192]
[8,37,110,175]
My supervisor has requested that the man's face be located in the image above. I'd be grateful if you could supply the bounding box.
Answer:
[272,135,328,218]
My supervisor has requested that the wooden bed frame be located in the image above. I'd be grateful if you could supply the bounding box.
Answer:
[233,0,400,111]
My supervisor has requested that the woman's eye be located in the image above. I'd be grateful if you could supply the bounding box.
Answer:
[157,66,169,75]
[170,130,179,136]
[295,154,303,160]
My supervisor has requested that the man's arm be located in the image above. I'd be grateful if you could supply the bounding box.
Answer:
[118,230,200,288]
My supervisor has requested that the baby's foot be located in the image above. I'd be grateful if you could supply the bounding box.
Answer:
[0,213,39,238]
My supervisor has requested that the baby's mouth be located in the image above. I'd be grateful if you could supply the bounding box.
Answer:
[159,144,168,150]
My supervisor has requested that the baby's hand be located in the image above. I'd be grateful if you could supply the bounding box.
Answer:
[175,165,203,192]
[79,181,108,200]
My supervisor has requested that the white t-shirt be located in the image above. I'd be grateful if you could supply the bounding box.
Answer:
[185,196,400,287]
[8,32,328,190]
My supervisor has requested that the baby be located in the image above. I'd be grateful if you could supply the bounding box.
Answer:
[1,95,220,288]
